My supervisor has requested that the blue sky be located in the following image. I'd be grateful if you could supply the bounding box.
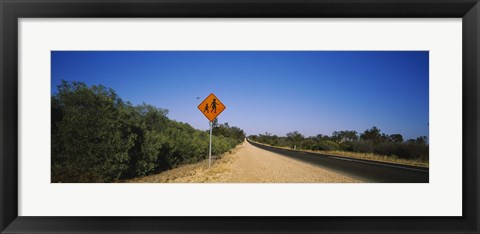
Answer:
[51,51,429,140]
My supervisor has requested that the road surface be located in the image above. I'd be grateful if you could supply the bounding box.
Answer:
[128,139,362,183]
[127,139,428,183]
[248,139,429,183]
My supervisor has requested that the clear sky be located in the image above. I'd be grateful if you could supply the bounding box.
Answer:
[51,51,429,140]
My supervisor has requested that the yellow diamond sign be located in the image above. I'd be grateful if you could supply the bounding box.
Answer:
[197,93,226,122]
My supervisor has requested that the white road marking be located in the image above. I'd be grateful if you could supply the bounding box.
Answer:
[327,156,429,173]
[328,157,354,162]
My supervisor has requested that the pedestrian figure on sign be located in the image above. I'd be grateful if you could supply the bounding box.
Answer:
[211,98,218,113]
[204,103,209,113]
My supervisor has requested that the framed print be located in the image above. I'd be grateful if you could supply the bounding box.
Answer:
[1,0,479,233]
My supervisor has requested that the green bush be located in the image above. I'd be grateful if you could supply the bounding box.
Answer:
[51,81,243,183]
[300,139,316,150]
[373,142,397,156]
[51,81,135,182]
[350,140,374,153]
[312,140,339,151]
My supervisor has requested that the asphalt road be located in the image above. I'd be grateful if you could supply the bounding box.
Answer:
[247,139,429,183]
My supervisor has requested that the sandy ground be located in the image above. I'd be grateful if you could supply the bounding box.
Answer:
[126,139,363,183]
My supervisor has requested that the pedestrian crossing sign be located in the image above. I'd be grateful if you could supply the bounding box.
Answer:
[197,93,226,122]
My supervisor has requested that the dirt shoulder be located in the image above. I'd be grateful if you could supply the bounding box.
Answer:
[126,139,362,183]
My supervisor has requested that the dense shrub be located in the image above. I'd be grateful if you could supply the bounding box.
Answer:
[373,142,397,156]
[51,81,243,183]
[250,127,428,161]
[51,81,135,182]
[312,140,339,151]
[212,120,245,143]
[350,140,374,153]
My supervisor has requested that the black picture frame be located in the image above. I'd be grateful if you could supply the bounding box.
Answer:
[1,0,479,233]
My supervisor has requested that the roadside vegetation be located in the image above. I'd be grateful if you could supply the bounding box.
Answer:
[249,127,428,167]
[51,81,245,183]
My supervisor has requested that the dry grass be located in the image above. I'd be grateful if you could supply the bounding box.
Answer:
[314,150,428,167]
[124,144,243,183]
[252,141,429,168]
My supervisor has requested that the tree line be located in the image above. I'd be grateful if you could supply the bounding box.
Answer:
[249,126,428,161]
[51,81,245,183]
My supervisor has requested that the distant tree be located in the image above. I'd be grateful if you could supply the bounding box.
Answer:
[212,118,219,128]
[388,134,404,143]
[380,133,389,143]
[360,126,383,145]
[300,139,316,150]
[331,131,341,142]
[315,134,324,140]
[332,130,358,143]
[286,131,304,149]
[415,136,428,144]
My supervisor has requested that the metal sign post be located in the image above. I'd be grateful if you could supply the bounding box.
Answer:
[197,93,226,168]
[209,121,212,168]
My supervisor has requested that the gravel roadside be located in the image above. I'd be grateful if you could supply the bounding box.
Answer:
[126,139,363,183]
